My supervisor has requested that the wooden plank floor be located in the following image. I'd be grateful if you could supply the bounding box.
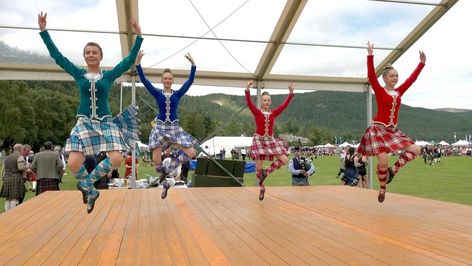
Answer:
[0,186,471,265]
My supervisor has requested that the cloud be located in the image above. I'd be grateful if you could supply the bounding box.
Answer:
[0,0,470,109]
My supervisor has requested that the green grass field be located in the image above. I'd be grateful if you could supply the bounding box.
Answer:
[1,156,471,213]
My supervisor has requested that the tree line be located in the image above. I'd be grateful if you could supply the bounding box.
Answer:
[1,80,471,152]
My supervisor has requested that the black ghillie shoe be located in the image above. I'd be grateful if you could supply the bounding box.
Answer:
[77,181,88,204]
[86,189,100,214]
[386,167,395,184]
[161,182,171,199]
[378,188,386,203]
[259,187,266,201]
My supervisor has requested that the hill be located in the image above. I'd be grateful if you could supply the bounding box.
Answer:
[174,91,472,143]
[1,40,471,147]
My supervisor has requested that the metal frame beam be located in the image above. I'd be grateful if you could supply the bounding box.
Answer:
[375,0,459,75]
[254,0,307,80]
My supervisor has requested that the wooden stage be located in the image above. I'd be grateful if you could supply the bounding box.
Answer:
[0,186,471,265]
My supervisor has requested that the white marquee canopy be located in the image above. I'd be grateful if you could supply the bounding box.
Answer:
[0,0,458,93]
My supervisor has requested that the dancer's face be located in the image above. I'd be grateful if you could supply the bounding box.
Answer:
[261,95,271,110]
[83,45,102,67]
[161,72,173,89]
[382,69,398,88]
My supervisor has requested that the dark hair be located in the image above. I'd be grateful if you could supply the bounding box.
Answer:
[382,63,395,78]
[44,141,53,150]
[348,147,355,155]
[83,42,103,59]
[261,91,270,97]
[162,68,173,75]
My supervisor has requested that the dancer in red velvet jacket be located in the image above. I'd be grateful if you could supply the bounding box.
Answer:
[245,80,294,200]
[358,41,426,203]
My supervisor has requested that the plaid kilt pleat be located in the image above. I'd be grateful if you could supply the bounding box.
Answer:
[357,123,414,156]
[0,177,26,199]
[36,178,60,195]
[65,106,139,156]
[250,134,288,161]
[149,120,199,150]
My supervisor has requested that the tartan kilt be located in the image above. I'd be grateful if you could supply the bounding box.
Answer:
[149,120,199,151]
[357,123,414,156]
[65,105,140,156]
[250,134,288,161]
[0,178,26,199]
[36,178,60,195]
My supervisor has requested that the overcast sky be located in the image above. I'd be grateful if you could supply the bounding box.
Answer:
[1,0,470,109]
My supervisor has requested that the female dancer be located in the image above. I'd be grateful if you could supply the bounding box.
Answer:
[245,80,294,200]
[358,41,426,202]
[38,12,143,213]
[135,51,198,199]
[341,147,359,186]
[354,153,369,188]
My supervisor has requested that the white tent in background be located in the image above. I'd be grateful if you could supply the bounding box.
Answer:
[452,140,471,146]
[339,142,353,148]
[324,143,335,148]
[415,140,431,147]
[439,141,450,146]
[199,136,253,158]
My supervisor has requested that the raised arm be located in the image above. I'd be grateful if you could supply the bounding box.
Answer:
[175,53,196,97]
[272,83,295,117]
[136,51,161,99]
[366,41,384,94]
[244,80,258,115]
[397,50,426,96]
[38,12,83,78]
[107,19,144,80]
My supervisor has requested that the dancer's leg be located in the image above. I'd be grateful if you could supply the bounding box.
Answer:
[265,155,288,176]
[376,153,388,202]
[254,159,266,200]
[392,144,420,174]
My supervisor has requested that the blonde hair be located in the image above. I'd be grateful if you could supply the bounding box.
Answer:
[162,68,173,76]
[382,63,395,78]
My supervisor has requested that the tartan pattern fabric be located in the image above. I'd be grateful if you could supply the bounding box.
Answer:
[87,157,112,184]
[250,134,288,161]
[74,165,89,180]
[392,151,416,174]
[112,105,140,148]
[376,165,388,189]
[36,178,60,195]
[65,105,139,156]
[266,159,284,175]
[0,178,26,199]
[358,123,414,156]
[149,120,198,150]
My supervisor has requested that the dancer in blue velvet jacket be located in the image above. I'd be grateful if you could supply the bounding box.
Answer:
[136,51,198,199]
[38,12,143,213]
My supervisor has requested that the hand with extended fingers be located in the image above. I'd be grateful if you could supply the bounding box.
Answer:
[185,52,195,65]
[246,79,254,90]
[131,19,142,36]
[367,41,374,55]
[419,50,426,64]
[38,12,47,31]
[136,50,144,65]
[288,83,294,94]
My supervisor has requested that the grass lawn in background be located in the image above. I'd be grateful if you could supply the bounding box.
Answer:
[1,155,470,213]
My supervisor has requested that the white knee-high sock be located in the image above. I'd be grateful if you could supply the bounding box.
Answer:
[5,200,11,211]
[10,199,19,208]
